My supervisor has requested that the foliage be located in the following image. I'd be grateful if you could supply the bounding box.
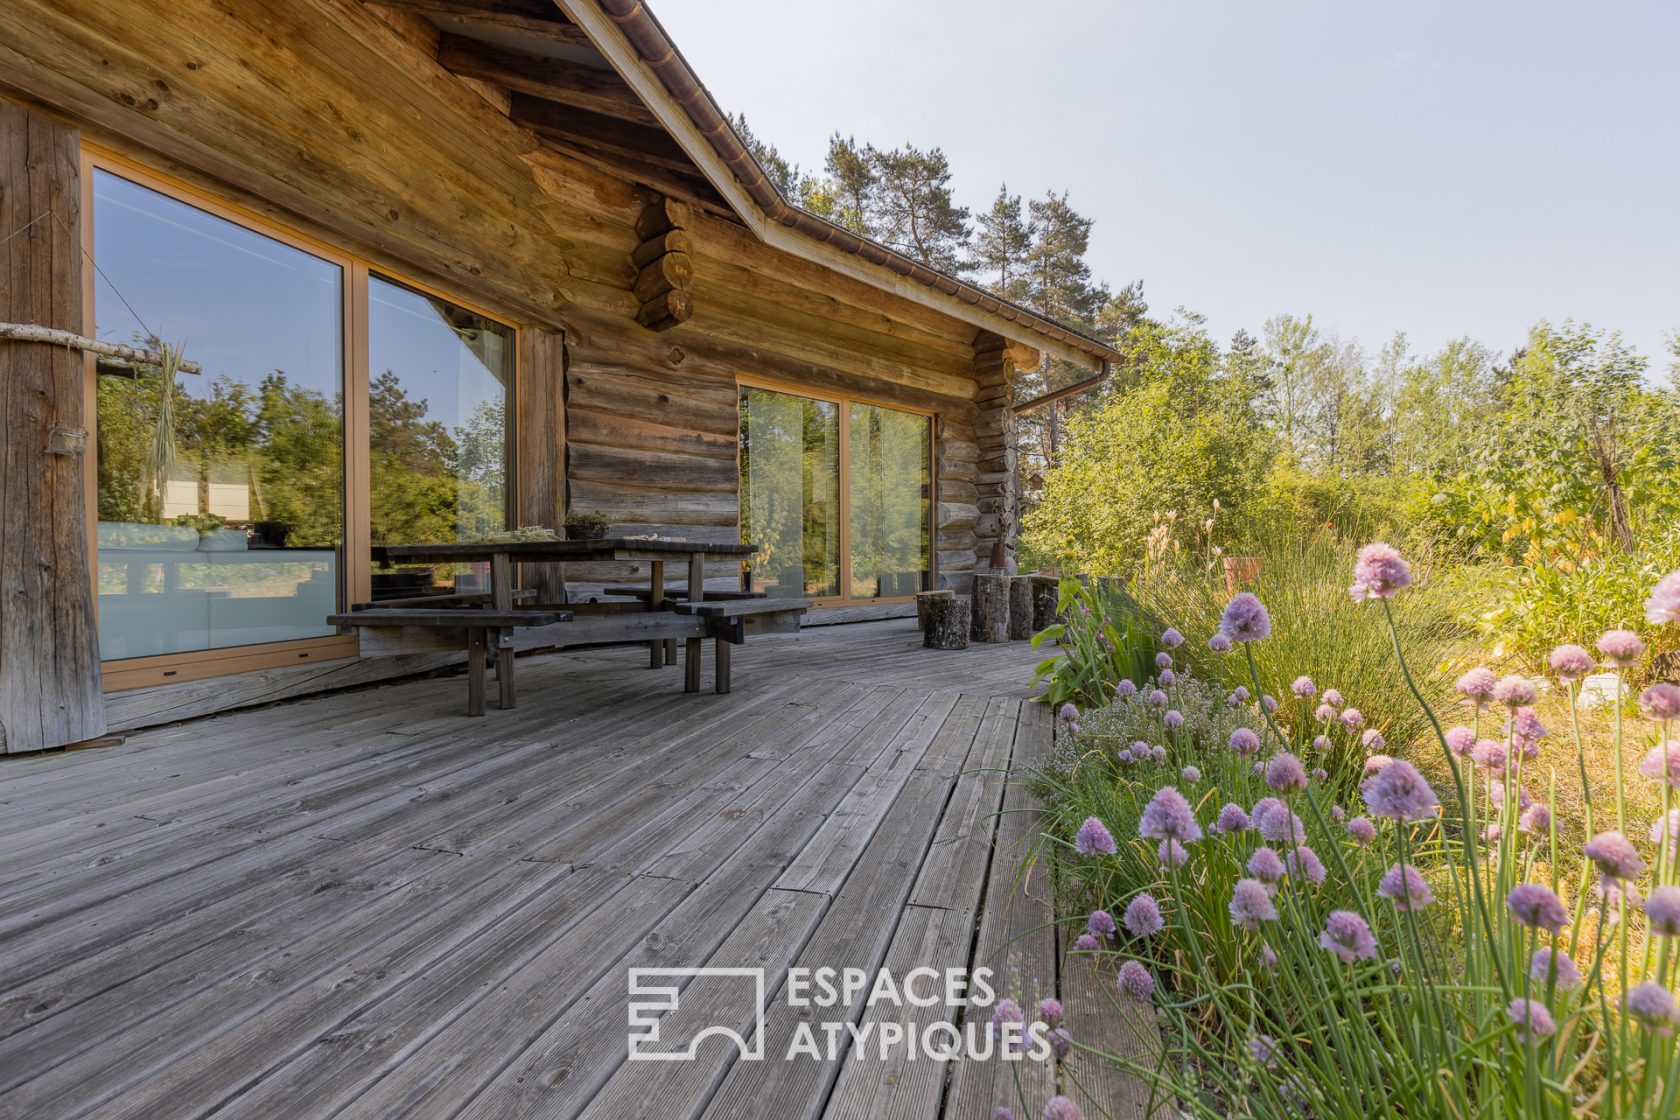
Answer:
[1029,578,1158,711]
[1031,552,1680,1118]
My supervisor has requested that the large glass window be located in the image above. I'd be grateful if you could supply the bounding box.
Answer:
[738,385,930,602]
[91,170,344,660]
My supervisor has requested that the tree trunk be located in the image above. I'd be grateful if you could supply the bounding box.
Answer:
[1,98,105,752]
[971,572,1011,643]
[921,595,970,650]
[1031,575,1061,633]
[1009,576,1035,640]
[915,588,952,632]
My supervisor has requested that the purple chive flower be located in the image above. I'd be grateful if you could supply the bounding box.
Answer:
[1361,760,1439,822]
[1087,909,1116,937]
[1155,651,1173,670]
[1510,706,1547,744]
[1075,817,1118,857]
[1232,685,1251,703]
[1072,933,1100,952]
[1646,887,1680,936]
[1313,733,1332,750]
[1319,910,1379,964]
[1123,893,1164,938]
[1157,838,1189,868]
[1520,803,1553,833]
[1229,878,1280,931]
[1116,749,1134,764]
[1549,644,1596,682]
[1314,703,1335,723]
[1258,943,1278,968]
[1639,744,1680,788]
[1322,688,1345,709]
[1292,676,1318,699]
[1248,846,1286,886]
[1180,765,1201,785]
[1158,668,1177,687]
[1331,804,1346,822]
[1641,684,1680,722]
[1116,679,1137,699]
[1507,998,1557,1043]
[1350,541,1412,601]
[1457,668,1497,706]
[990,997,1024,1035]
[1312,767,1328,782]
[1149,744,1167,763]
[1047,1026,1072,1062]
[995,1109,1014,1120]
[1287,845,1326,886]
[1261,694,1278,713]
[1339,708,1365,732]
[1471,738,1509,775]
[1037,997,1064,1028]
[1229,727,1260,756]
[1598,629,1646,668]
[1208,632,1232,652]
[1139,786,1202,843]
[1253,797,1305,844]
[1378,864,1436,910]
[1161,627,1184,650]
[1043,1096,1083,1120]
[1265,751,1309,793]
[1361,753,1393,774]
[1625,982,1679,1034]
[1116,960,1154,1003]
[1530,947,1582,991]
[1163,710,1184,730]
[1648,572,1680,626]
[1220,593,1272,642]
[1584,831,1646,883]
[1654,809,1680,850]
[1347,816,1377,844]
[1250,1033,1279,1068]
[1445,726,1476,757]
[1216,802,1251,833]
[1362,727,1386,750]
[1148,689,1169,709]
[1507,883,1570,933]
[1058,703,1079,722]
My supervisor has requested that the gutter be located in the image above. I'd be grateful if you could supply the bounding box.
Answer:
[585,0,1121,368]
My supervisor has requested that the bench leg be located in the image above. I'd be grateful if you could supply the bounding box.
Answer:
[684,637,702,693]
[466,628,487,717]
[714,638,731,694]
[648,640,662,669]
[663,638,677,665]
[496,631,516,710]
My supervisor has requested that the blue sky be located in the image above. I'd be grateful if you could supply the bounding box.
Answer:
[656,1,1678,372]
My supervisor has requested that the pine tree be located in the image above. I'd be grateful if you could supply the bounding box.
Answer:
[1023,191,1106,331]
[823,134,879,237]
[728,112,801,198]
[973,186,1031,301]
[871,144,971,272]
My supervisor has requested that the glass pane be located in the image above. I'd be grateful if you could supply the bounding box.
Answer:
[367,276,512,597]
[739,387,840,597]
[92,170,344,661]
[848,403,931,600]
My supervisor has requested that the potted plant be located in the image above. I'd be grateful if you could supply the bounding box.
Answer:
[564,510,611,541]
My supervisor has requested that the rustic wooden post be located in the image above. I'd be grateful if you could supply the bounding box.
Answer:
[0,100,106,752]
[971,571,1011,643]
[922,596,970,650]
[1031,575,1061,633]
[1009,576,1035,640]
[515,328,567,605]
[914,588,953,632]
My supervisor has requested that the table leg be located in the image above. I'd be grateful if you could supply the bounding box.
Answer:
[466,627,487,717]
[648,559,665,669]
[688,552,706,603]
[497,629,516,709]
[714,638,731,694]
[684,637,702,693]
[490,553,514,610]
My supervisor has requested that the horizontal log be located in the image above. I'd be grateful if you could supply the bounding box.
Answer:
[637,288,693,331]
[435,33,658,126]
[632,250,693,303]
[635,196,693,240]
[936,502,979,531]
[631,229,693,270]
[566,407,738,460]
[566,479,738,522]
[567,442,738,491]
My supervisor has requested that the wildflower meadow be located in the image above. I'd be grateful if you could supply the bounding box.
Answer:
[1014,551,1680,1119]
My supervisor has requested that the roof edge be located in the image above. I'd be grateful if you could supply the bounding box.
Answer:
[560,0,1121,371]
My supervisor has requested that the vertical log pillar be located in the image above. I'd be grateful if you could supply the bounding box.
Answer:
[1009,575,1035,640]
[516,328,567,603]
[971,572,1011,643]
[972,334,1033,578]
[0,99,105,752]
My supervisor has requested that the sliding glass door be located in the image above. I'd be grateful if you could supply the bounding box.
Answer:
[738,384,931,603]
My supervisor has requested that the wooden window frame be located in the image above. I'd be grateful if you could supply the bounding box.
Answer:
[81,147,519,692]
[735,375,937,609]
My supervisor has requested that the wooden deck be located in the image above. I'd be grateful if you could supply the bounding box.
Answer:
[0,620,1159,1120]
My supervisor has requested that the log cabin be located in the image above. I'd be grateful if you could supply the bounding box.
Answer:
[0,0,1118,752]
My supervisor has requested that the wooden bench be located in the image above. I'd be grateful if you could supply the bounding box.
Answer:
[671,598,811,694]
[599,586,767,602]
[328,607,567,716]
[351,589,537,611]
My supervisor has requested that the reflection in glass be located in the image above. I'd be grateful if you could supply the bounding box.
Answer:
[739,387,840,597]
[848,404,931,599]
[367,277,512,597]
[92,170,344,660]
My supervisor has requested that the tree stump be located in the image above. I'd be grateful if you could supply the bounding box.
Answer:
[971,572,1011,643]
[922,595,970,650]
[1009,576,1035,640]
[915,588,953,632]
[1031,575,1061,632]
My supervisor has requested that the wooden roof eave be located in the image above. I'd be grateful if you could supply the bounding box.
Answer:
[553,0,1121,374]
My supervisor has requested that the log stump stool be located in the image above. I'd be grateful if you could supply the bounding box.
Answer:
[922,595,970,650]
[971,571,1011,643]
[1009,576,1035,640]
[915,588,954,632]
[1031,575,1061,632]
